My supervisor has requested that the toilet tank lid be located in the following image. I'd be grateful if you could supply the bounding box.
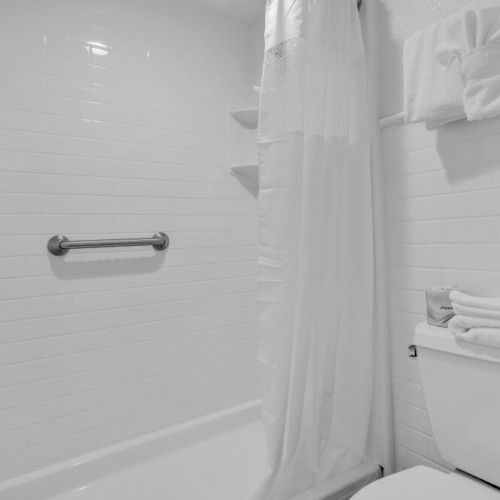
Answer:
[353,467,500,500]
[414,321,500,364]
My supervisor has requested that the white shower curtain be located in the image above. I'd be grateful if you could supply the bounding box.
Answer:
[254,1,391,498]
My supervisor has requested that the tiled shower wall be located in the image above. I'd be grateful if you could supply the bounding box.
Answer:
[0,0,259,479]
[377,0,500,472]
[383,116,500,472]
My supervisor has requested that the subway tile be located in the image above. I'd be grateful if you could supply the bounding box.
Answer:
[0,0,259,481]
[384,117,500,471]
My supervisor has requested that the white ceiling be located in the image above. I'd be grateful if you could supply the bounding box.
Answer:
[195,0,266,22]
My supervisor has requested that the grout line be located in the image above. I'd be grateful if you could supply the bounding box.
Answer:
[0,366,258,436]
[0,305,257,345]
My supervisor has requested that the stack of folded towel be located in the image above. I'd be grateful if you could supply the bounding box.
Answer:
[448,290,500,348]
[404,0,500,128]
[404,13,466,129]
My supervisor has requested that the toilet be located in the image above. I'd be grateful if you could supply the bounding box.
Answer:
[353,321,500,499]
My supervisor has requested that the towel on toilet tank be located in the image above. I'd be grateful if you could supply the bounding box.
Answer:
[452,303,500,321]
[449,290,500,348]
[448,322,500,348]
[448,314,500,335]
[450,289,500,310]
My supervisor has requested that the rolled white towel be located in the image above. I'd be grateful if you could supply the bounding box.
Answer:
[404,14,465,128]
[452,303,500,321]
[453,327,500,348]
[448,315,500,335]
[438,6,500,122]
[449,290,500,311]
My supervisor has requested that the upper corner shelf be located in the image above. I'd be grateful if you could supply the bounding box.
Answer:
[230,107,259,129]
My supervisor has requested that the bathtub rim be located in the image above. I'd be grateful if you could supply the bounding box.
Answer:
[0,399,382,500]
[0,400,261,499]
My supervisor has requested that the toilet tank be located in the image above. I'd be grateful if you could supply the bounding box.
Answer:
[414,322,500,487]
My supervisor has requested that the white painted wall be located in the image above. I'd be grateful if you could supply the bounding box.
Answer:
[375,0,500,472]
[195,0,266,22]
[249,18,265,90]
[0,0,259,480]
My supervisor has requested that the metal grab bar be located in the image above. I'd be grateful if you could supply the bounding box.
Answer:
[47,232,169,256]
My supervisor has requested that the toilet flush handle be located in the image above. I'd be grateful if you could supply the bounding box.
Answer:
[408,345,417,358]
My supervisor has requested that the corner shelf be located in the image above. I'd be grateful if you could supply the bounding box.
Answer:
[229,108,259,129]
[230,164,259,198]
[228,104,259,197]
[230,163,258,174]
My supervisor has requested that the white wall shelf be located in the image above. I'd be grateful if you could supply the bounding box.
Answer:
[230,163,258,175]
[228,105,259,197]
[230,108,259,129]
[230,164,259,198]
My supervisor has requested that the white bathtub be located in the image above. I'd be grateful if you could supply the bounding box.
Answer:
[0,401,381,500]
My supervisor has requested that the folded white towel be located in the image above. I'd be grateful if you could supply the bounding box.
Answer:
[403,14,466,128]
[448,314,500,335]
[452,303,500,321]
[454,327,500,348]
[448,289,500,347]
[450,290,500,310]
[436,5,500,122]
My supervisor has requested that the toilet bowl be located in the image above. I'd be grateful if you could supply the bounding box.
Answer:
[352,466,500,499]
[353,322,500,498]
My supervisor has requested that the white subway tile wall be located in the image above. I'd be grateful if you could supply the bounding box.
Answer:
[0,0,259,479]
[383,116,500,471]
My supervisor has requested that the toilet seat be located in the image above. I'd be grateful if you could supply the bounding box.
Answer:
[352,466,500,499]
